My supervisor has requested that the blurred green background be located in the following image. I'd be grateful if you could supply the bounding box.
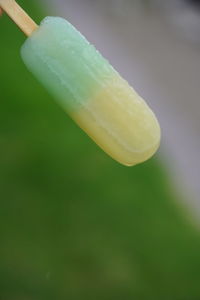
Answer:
[1,0,200,299]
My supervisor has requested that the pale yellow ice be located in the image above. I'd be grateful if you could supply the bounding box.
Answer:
[71,74,161,166]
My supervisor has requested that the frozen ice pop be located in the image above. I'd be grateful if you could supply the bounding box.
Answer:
[0,0,161,166]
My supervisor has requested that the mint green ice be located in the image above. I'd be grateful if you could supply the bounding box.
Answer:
[21,16,116,111]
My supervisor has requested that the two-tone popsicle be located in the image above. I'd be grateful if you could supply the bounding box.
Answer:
[0,0,161,166]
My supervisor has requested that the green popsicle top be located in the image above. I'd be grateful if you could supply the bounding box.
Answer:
[21,16,117,111]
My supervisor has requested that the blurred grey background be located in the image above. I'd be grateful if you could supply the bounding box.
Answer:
[44,0,200,215]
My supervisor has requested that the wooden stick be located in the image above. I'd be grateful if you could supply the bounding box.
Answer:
[0,0,38,36]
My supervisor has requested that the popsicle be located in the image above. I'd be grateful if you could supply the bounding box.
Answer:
[0,0,161,166]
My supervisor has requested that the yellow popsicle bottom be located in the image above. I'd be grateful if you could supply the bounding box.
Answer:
[70,74,160,166]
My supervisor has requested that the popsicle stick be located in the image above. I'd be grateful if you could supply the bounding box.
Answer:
[0,0,38,36]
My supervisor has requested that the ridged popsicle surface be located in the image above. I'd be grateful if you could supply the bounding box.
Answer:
[21,17,160,165]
